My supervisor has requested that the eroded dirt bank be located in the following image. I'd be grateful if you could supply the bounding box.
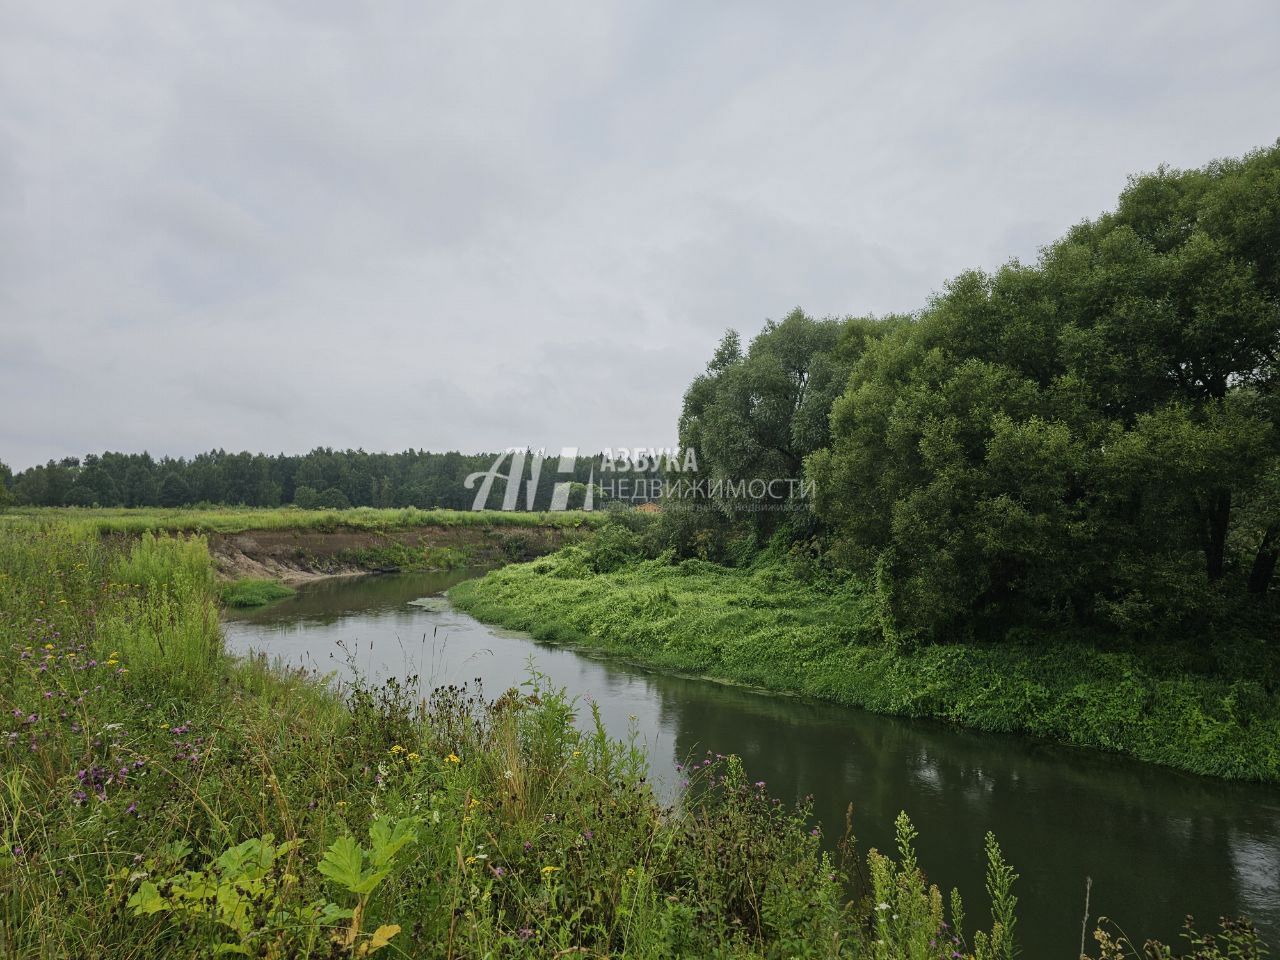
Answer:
[208,524,582,582]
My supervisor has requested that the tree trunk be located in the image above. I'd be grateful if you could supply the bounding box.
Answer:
[1204,489,1232,581]
[1248,525,1279,595]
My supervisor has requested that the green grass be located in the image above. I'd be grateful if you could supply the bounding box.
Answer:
[450,547,1280,783]
[0,523,1265,957]
[219,578,297,608]
[3,505,605,537]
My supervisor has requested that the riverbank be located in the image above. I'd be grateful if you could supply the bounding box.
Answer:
[449,548,1280,783]
[1,522,1267,956]
[3,506,597,582]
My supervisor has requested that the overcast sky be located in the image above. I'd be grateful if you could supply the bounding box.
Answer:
[2,1,1277,470]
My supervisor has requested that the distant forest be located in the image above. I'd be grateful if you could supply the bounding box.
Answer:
[0,448,658,512]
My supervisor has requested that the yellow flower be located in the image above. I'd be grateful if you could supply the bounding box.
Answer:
[445,753,460,764]
[110,651,119,658]
[407,752,420,762]
[540,866,560,876]
[43,644,54,650]
[571,750,582,758]
[106,659,119,667]
[465,856,477,866]
[389,744,405,755]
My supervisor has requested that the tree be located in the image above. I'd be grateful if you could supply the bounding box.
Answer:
[317,487,351,510]
[678,311,887,532]
[811,141,1280,643]
[158,472,193,508]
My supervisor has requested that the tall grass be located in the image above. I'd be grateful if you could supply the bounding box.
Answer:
[5,505,604,537]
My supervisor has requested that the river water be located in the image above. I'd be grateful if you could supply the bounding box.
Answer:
[222,570,1280,955]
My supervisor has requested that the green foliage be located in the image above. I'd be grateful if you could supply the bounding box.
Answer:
[676,309,899,539]
[1088,916,1270,959]
[809,142,1280,645]
[219,578,296,609]
[0,459,12,510]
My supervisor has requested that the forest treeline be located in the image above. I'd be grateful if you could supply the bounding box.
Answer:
[0,448,643,513]
[667,141,1280,647]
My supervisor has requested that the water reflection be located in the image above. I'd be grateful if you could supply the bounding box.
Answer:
[223,572,1280,954]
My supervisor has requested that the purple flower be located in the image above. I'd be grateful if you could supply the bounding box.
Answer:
[125,802,138,817]
[517,928,534,941]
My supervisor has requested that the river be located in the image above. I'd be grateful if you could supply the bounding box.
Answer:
[222,570,1280,955]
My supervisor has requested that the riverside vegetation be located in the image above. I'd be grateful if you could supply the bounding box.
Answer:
[0,522,1268,958]
[456,143,1280,782]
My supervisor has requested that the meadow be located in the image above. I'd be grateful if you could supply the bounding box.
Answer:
[0,505,603,537]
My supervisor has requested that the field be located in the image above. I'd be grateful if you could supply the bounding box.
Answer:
[0,505,604,537]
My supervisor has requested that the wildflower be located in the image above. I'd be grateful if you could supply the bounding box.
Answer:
[491,865,506,878]
[517,928,534,941]
[125,802,138,817]
[540,865,560,876]
[388,744,405,755]
[465,856,477,866]
[445,753,460,764]
[406,752,420,762]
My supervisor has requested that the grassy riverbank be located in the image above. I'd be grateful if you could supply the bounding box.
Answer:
[450,547,1280,783]
[0,521,1009,958]
[0,521,1266,956]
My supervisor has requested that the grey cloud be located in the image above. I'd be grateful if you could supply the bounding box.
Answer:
[2,0,1278,469]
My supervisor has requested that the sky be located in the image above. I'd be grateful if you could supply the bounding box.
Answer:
[2,1,1278,471]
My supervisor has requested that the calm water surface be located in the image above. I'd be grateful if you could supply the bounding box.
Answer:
[223,571,1280,955]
